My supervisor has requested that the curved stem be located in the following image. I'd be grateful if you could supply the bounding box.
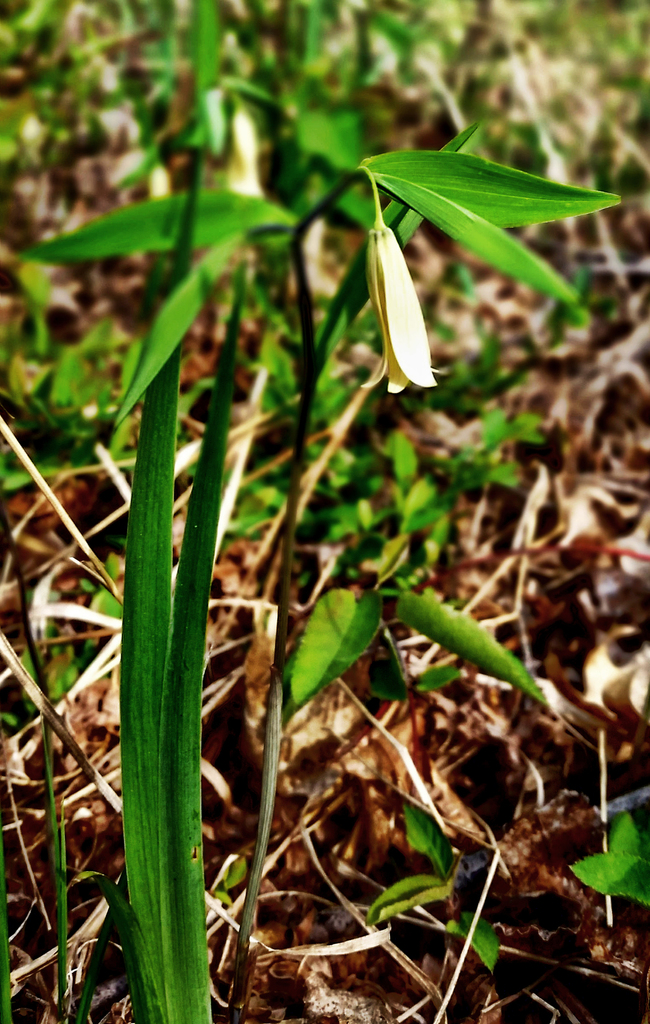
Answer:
[229,232,317,1024]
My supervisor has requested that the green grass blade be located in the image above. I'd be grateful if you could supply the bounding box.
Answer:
[117,239,237,422]
[120,154,202,1014]
[80,875,165,1024]
[365,151,619,227]
[23,193,294,262]
[0,784,13,1024]
[157,268,243,1024]
[74,874,128,1024]
[56,803,68,1021]
[120,348,179,997]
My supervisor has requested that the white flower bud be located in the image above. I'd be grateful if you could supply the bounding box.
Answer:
[364,224,437,394]
[227,107,263,198]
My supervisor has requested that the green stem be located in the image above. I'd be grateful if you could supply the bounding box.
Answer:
[229,233,317,1024]
[361,166,385,230]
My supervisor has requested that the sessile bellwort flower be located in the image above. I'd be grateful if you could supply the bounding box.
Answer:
[363,171,437,394]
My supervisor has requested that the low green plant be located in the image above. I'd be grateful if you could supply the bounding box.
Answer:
[572,808,650,908]
[10,8,619,1017]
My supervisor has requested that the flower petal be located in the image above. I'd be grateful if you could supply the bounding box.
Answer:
[379,230,436,389]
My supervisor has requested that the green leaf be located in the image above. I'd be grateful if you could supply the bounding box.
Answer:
[397,590,545,702]
[80,874,166,1024]
[572,852,650,908]
[312,123,477,377]
[74,874,128,1024]
[447,913,499,971]
[387,430,417,489]
[23,192,294,262]
[0,795,13,1024]
[290,589,382,709]
[416,665,461,692]
[117,239,237,422]
[56,804,68,1019]
[368,174,579,303]
[121,349,180,1007]
[364,151,619,228]
[610,812,642,857]
[404,803,453,878]
[376,534,410,585]
[297,109,362,170]
[367,874,453,926]
[156,269,243,1024]
[370,629,407,701]
[193,0,219,94]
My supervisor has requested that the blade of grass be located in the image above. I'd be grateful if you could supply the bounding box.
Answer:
[56,802,67,1022]
[157,266,244,1024]
[120,152,203,1013]
[74,875,128,1024]
[0,780,13,1024]
[80,875,165,1024]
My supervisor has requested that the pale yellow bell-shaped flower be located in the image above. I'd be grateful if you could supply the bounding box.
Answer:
[227,107,264,198]
[363,189,437,394]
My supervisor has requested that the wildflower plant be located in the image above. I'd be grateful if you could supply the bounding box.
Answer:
[8,9,621,1022]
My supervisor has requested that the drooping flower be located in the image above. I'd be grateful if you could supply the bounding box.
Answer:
[227,107,264,198]
[363,175,437,394]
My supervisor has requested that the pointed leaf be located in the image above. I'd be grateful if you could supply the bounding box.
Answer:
[404,803,453,878]
[367,874,453,926]
[397,590,545,702]
[368,175,578,303]
[572,852,650,908]
[290,589,381,709]
[365,151,619,227]
[416,665,460,692]
[156,270,242,1024]
[23,192,294,262]
[80,874,166,1024]
[118,239,236,422]
[313,123,478,376]
[447,913,499,971]
[610,812,642,857]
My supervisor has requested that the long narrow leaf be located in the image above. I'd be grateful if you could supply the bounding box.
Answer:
[23,193,294,262]
[313,124,476,376]
[74,874,128,1024]
[364,151,619,227]
[156,269,243,1024]
[56,804,68,1021]
[368,175,578,302]
[118,239,237,421]
[397,590,545,702]
[120,349,179,1000]
[120,155,202,1016]
[81,875,165,1024]
[0,788,13,1024]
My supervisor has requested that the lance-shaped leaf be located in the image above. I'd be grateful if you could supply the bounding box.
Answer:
[364,151,619,228]
[313,124,479,376]
[156,269,243,1024]
[23,192,293,262]
[365,175,578,303]
[118,239,237,421]
[80,874,165,1024]
[397,590,545,702]
[404,803,453,879]
[367,874,454,926]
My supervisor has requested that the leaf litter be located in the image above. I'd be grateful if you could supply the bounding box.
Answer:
[3,4,650,1024]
